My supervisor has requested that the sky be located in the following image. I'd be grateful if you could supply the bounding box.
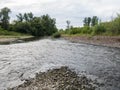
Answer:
[0,0,120,29]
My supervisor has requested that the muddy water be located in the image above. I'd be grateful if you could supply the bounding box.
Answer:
[0,39,120,90]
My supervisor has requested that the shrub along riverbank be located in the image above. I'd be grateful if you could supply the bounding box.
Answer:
[0,27,30,36]
[60,14,120,36]
[58,14,120,47]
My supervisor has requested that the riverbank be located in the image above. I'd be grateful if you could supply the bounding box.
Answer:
[0,36,34,44]
[8,66,98,90]
[62,35,120,48]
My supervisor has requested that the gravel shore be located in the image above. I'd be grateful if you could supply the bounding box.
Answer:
[63,35,120,48]
[8,66,98,90]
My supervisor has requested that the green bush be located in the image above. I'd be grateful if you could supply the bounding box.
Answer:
[0,26,27,36]
[111,14,120,35]
[69,28,81,34]
[52,32,61,38]
[81,26,91,34]
[101,14,120,35]
[92,24,106,35]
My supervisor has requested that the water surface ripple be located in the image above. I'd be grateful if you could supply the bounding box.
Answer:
[0,39,120,90]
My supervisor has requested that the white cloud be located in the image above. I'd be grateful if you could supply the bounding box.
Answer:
[0,0,120,29]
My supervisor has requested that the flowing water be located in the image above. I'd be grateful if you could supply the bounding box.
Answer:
[0,39,120,90]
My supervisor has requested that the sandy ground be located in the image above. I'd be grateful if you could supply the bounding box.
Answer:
[0,38,17,42]
[63,35,120,48]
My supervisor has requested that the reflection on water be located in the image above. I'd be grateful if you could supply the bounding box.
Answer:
[0,39,120,90]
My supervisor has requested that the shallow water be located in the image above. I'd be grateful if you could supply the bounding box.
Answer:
[0,39,120,90]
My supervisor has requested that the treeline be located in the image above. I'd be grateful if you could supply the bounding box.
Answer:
[0,7,57,36]
[61,15,120,36]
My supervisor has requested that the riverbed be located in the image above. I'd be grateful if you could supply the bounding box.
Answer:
[0,39,120,90]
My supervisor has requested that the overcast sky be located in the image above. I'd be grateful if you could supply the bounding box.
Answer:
[0,0,120,29]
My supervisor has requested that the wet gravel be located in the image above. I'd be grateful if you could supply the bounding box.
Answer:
[8,66,97,90]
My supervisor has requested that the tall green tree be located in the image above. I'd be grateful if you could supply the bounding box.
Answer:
[88,17,91,26]
[16,13,24,22]
[83,17,88,26]
[0,7,11,30]
[27,12,34,22]
[13,13,57,36]
[16,12,34,22]
[41,14,57,35]
[30,17,44,36]
[83,17,91,27]
[91,16,98,26]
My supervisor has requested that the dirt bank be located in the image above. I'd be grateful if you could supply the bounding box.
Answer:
[0,36,34,44]
[8,66,100,90]
[63,35,120,48]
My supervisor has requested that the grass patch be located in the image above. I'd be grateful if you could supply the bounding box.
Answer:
[0,27,32,38]
[0,30,30,36]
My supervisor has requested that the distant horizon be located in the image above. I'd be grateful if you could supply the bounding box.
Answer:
[0,0,120,29]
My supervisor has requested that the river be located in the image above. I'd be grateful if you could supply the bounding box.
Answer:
[0,39,120,90]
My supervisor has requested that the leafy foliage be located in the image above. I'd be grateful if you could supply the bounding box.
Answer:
[0,7,58,37]
[0,7,120,37]
[52,32,61,38]
[91,16,98,26]
[0,7,11,30]
[69,27,81,34]
[83,17,91,27]
[91,24,106,35]
[62,14,120,36]
[111,14,120,35]
[0,26,26,36]
[83,16,98,27]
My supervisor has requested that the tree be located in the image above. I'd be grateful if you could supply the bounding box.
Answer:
[14,22,32,34]
[27,12,34,22]
[24,13,29,22]
[83,17,87,26]
[66,20,70,30]
[16,13,24,22]
[30,17,44,36]
[83,17,91,27]
[16,12,34,22]
[0,7,11,30]
[13,13,57,36]
[41,14,57,35]
[91,16,98,26]
[88,17,91,26]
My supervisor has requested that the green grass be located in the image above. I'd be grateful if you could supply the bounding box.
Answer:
[0,30,29,36]
[0,28,32,39]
